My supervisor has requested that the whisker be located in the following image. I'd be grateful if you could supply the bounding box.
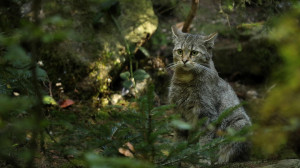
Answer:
[166,63,178,70]
[195,64,217,76]
[195,64,228,83]
[166,62,221,80]
[166,65,177,70]
[166,62,176,67]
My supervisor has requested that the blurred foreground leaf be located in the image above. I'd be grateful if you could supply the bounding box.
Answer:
[120,71,130,80]
[133,69,150,82]
[171,120,192,130]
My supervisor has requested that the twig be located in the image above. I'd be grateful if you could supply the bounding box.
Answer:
[218,0,231,29]
[42,80,53,97]
[182,0,200,33]
[49,81,53,97]
[158,5,177,15]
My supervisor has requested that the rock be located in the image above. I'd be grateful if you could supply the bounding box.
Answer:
[246,90,258,100]
[111,94,122,105]
[96,0,158,59]
[39,0,158,103]
[207,159,300,168]
[258,159,300,168]
[119,0,158,44]
[89,0,158,105]
[213,37,280,83]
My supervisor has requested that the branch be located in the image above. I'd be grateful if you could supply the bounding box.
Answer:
[182,0,200,33]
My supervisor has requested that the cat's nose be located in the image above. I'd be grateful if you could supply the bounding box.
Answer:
[182,60,188,64]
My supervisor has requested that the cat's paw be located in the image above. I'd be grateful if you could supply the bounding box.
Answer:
[217,153,230,164]
[199,158,211,165]
[217,143,234,164]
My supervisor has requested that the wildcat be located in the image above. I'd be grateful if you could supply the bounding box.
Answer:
[168,26,251,163]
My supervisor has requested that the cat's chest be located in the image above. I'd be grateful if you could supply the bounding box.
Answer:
[169,85,200,107]
[169,85,207,122]
[175,73,194,82]
[169,83,217,116]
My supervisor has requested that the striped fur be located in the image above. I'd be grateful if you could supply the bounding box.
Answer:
[168,26,251,163]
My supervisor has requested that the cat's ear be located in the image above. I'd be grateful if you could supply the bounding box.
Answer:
[171,25,184,42]
[204,33,218,49]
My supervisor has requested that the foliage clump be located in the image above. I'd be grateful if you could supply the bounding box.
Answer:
[253,4,300,157]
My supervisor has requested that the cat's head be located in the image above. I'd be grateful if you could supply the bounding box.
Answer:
[171,25,217,72]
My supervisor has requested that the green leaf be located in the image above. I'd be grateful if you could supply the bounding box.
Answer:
[120,71,130,80]
[36,67,48,81]
[133,69,150,82]
[171,120,192,130]
[139,47,150,57]
[128,45,136,54]
[122,80,133,89]
[43,96,57,105]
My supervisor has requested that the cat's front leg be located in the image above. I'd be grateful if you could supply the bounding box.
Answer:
[198,133,214,166]
[217,118,251,163]
[197,117,215,166]
[217,143,234,163]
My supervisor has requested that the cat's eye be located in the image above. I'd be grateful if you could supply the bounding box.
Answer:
[177,49,183,55]
[191,50,199,56]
